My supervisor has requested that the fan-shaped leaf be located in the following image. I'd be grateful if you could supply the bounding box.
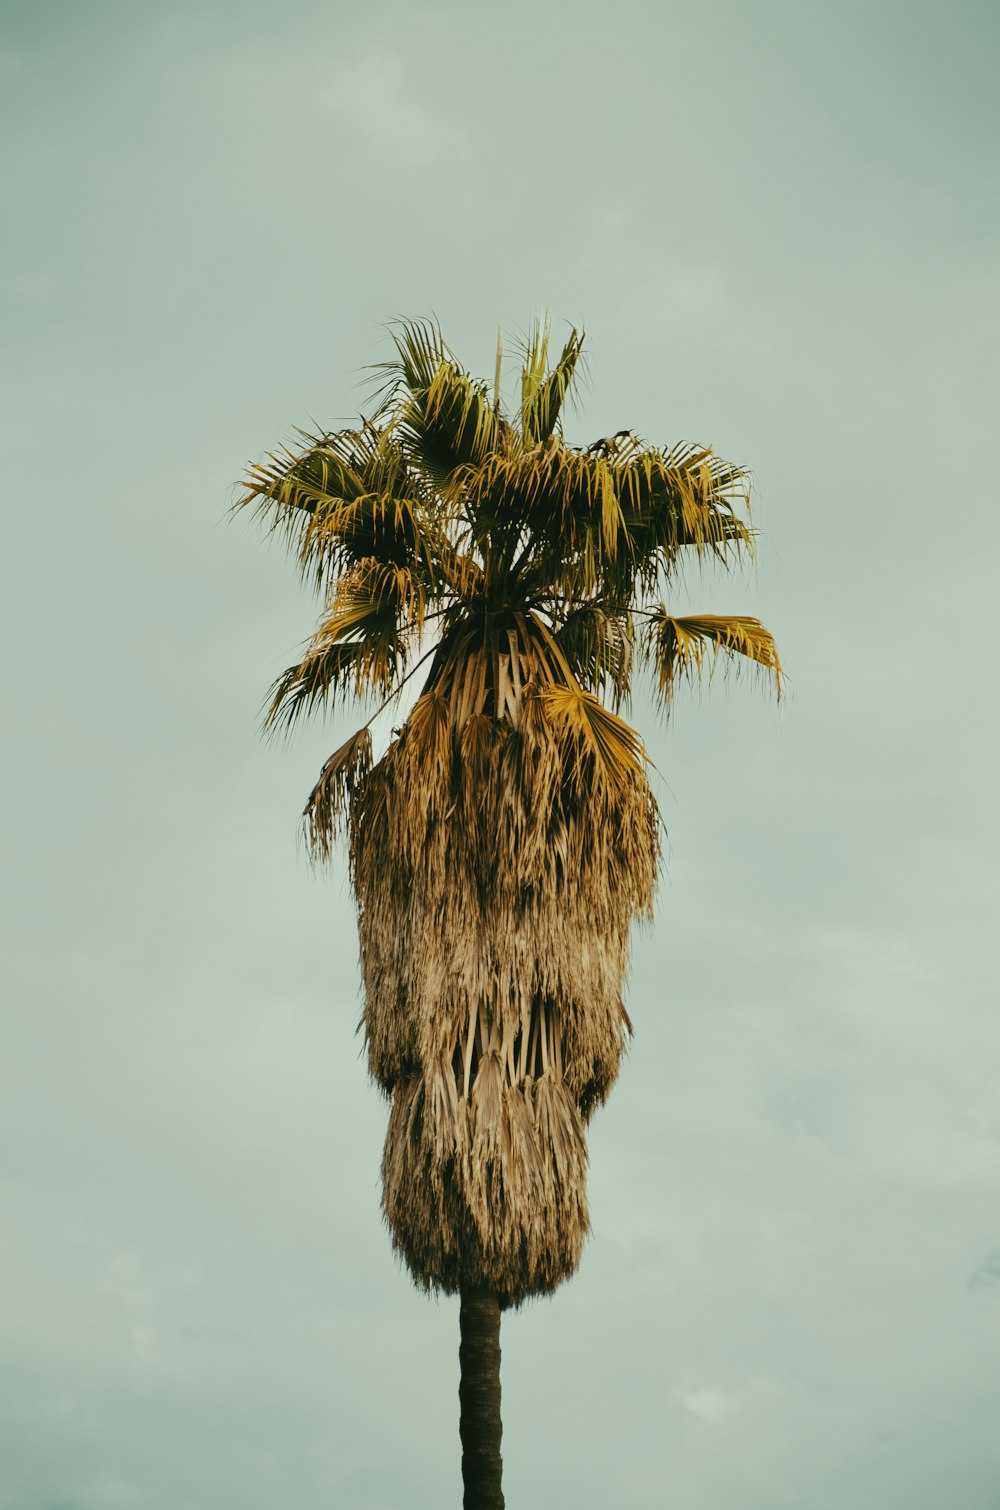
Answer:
[540,682,646,786]
[647,611,783,702]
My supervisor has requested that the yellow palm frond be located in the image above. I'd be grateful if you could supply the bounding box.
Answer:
[646,611,783,703]
[539,682,646,788]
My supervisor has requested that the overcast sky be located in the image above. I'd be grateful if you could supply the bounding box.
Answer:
[3,2,999,1507]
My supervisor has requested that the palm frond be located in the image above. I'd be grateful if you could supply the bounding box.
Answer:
[238,423,380,531]
[264,560,415,733]
[645,611,783,703]
[518,318,549,434]
[539,682,646,787]
[519,321,586,447]
[464,437,750,608]
[616,444,755,587]
[306,491,439,574]
[554,603,633,708]
[303,725,373,861]
[372,319,507,483]
[316,557,424,637]
[263,641,374,736]
[238,425,447,594]
[462,446,625,595]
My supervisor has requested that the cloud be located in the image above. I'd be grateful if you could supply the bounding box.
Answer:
[324,55,463,164]
[673,1385,738,1422]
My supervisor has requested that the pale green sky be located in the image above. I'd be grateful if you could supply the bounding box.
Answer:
[3,2,1000,1507]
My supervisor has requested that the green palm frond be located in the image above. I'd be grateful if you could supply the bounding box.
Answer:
[263,641,374,735]
[461,439,750,606]
[519,320,586,447]
[616,444,755,588]
[305,491,436,572]
[238,426,444,592]
[372,319,508,484]
[462,446,625,594]
[518,318,550,431]
[646,611,783,703]
[239,423,380,529]
[322,556,427,636]
[264,560,415,733]
[555,603,633,707]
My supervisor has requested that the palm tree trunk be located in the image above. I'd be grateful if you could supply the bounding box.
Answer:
[459,1287,504,1509]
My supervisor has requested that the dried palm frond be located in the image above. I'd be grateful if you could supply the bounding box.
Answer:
[348,624,658,1302]
[303,726,373,863]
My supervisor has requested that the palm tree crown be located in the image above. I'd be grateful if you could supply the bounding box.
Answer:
[239,319,781,1306]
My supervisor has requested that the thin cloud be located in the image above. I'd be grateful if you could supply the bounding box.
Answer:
[324,55,463,164]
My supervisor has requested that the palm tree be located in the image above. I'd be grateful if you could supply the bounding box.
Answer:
[237,319,781,1509]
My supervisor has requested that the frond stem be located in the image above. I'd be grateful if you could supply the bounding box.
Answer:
[349,640,440,738]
